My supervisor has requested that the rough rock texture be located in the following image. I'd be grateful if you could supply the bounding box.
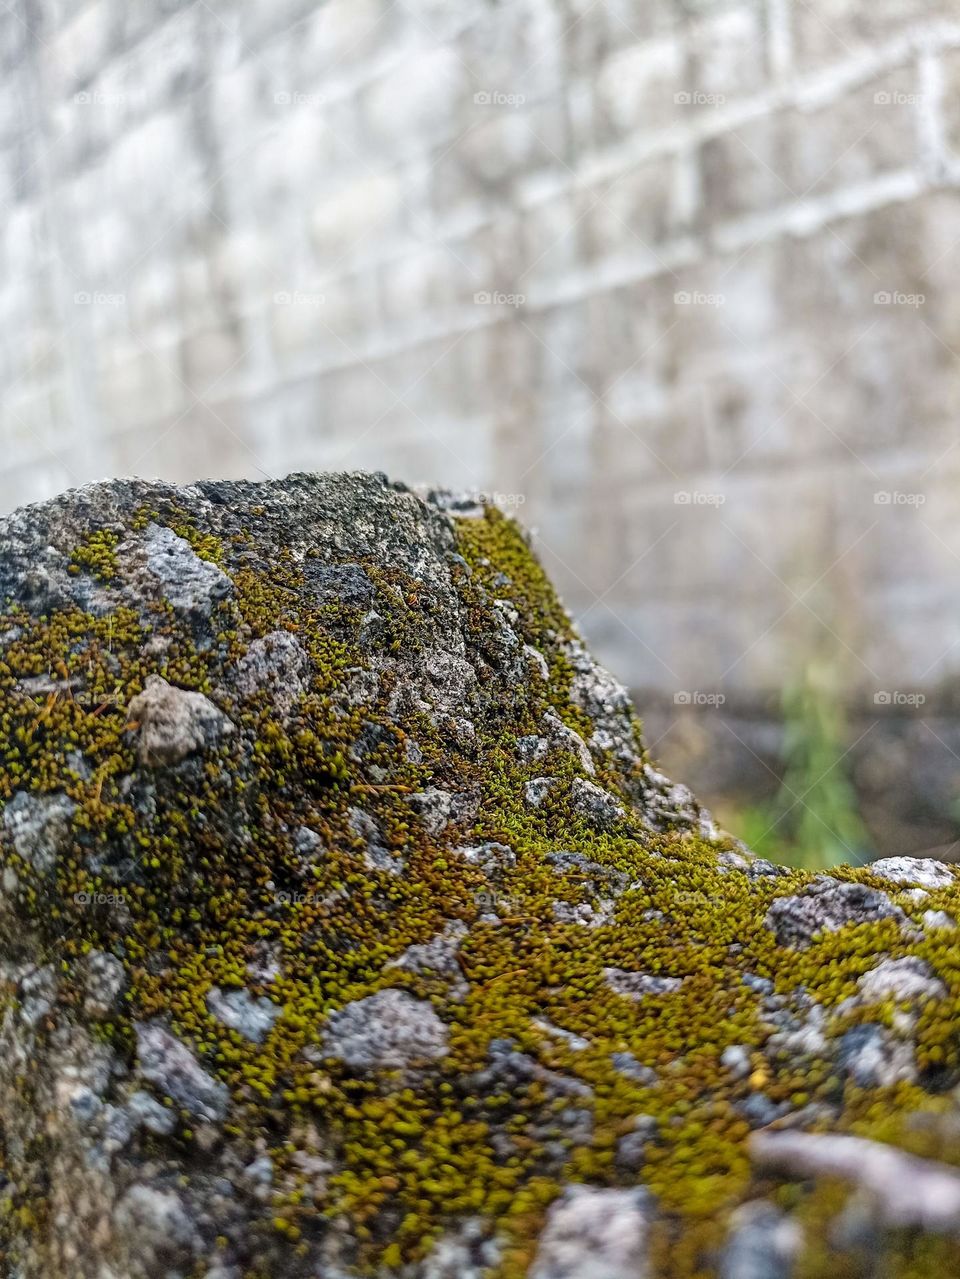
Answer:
[2,471,960,1278]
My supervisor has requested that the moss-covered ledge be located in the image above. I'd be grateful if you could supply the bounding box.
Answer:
[1,471,959,1279]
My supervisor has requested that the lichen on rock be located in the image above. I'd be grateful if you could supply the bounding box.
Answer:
[1,471,960,1278]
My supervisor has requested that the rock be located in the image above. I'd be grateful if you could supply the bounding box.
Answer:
[141,522,233,618]
[115,1184,201,1265]
[320,988,448,1071]
[126,1090,177,1136]
[610,1052,659,1086]
[525,777,557,807]
[751,1130,960,1232]
[721,1044,752,1080]
[615,1117,658,1172]
[306,561,374,608]
[857,956,946,1005]
[386,921,469,997]
[127,675,235,766]
[923,909,957,931]
[3,472,960,1277]
[719,1200,801,1279]
[529,1185,652,1279]
[603,968,683,999]
[233,629,310,716]
[134,1020,229,1122]
[81,949,126,1019]
[570,777,626,829]
[837,1024,917,1088]
[871,857,955,890]
[765,877,906,948]
[2,790,76,873]
[206,987,282,1043]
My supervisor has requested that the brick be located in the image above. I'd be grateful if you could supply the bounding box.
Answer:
[580,152,692,263]
[793,0,953,69]
[458,0,566,105]
[560,0,681,76]
[788,65,920,199]
[362,47,467,156]
[687,4,767,104]
[593,34,689,141]
[309,172,403,261]
[295,0,397,77]
[517,192,581,295]
[701,111,792,222]
[94,343,186,428]
[44,1,119,96]
[940,48,960,163]
[457,100,569,188]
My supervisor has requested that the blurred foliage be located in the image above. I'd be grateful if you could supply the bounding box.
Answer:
[730,661,872,871]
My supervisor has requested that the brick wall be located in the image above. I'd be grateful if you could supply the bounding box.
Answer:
[3,0,960,750]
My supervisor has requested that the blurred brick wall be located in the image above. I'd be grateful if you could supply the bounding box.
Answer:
[3,0,960,742]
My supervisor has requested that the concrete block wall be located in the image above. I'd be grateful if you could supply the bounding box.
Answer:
[3,0,960,760]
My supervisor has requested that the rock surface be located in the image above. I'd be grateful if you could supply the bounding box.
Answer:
[1,471,960,1278]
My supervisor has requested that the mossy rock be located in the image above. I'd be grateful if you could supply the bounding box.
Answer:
[1,471,960,1278]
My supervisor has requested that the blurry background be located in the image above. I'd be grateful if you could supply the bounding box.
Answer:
[3,0,960,864]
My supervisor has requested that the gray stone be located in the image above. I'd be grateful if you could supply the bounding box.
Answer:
[82,949,126,1019]
[603,967,683,999]
[115,1185,200,1265]
[206,987,282,1043]
[570,777,626,829]
[529,1185,652,1279]
[142,523,233,617]
[2,791,76,874]
[386,921,469,996]
[134,1020,229,1122]
[128,675,235,766]
[320,988,448,1072]
[719,1200,800,1279]
[525,777,558,807]
[721,1044,752,1080]
[871,858,955,891]
[233,629,311,715]
[923,909,957,931]
[751,1130,960,1232]
[127,1090,177,1136]
[765,877,906,949]
[857,956,946,1005]
[610,1052,659,1086]
[837,1024,916,1088]
[306,562,374,608]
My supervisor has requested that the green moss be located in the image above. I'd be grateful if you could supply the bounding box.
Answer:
[69,529,120,582]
